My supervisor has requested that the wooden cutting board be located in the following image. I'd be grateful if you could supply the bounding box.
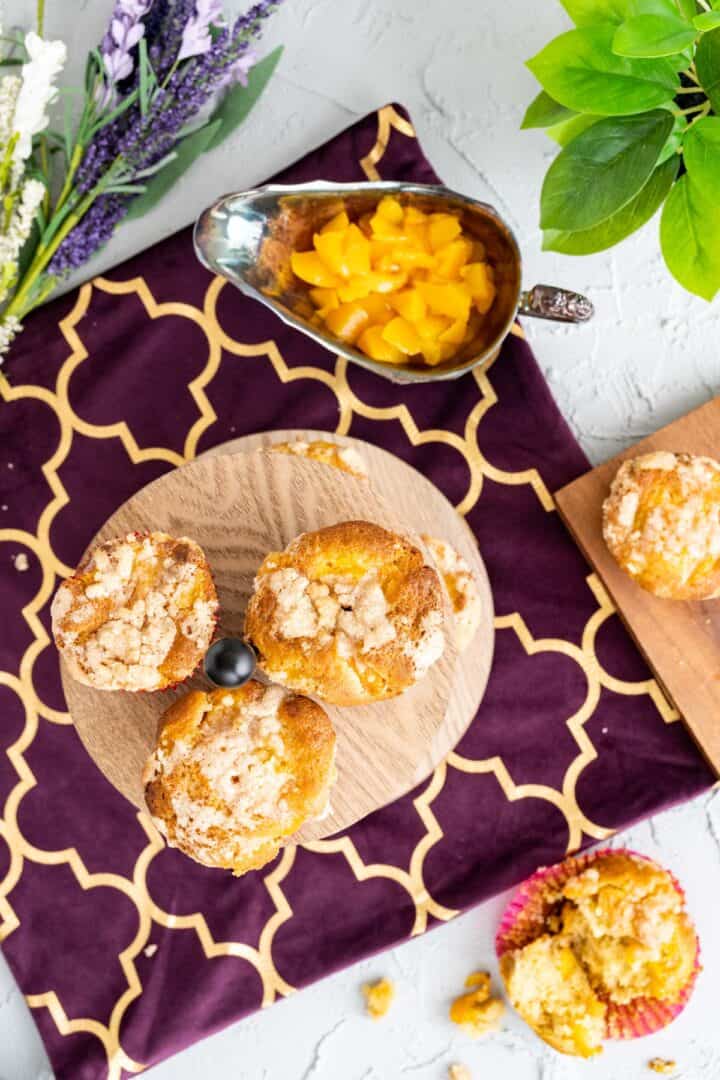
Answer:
[61,432,495,841]
[555,396,720,774]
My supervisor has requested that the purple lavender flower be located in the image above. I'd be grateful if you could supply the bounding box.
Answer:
[178,0,225,61]
[99,0,153,107]
[51,0,284,276]
[48,194,127,275]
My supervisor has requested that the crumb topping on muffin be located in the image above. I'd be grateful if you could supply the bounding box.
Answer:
[52,532,217,691]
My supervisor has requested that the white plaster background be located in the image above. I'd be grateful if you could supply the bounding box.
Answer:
[2,0,720,1077]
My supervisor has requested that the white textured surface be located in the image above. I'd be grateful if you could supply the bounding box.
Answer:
[3,1,720,1078]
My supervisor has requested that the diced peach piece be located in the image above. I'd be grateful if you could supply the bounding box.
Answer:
[358,325,405,365]
[416,313,452,339]
[439,318,468,346]
[291,251,341,288]
[428,213,462,252]
[462,263,496,314]
[309,287,339,310]
[314,231,347,276]
[324,301,370,344]
[421,341,446,366]
[369,214,403,238]
[416,281,471,321]
[403,205,428,226]
[390,289,426,323]
[361,294,394,324]
[434,238,473,280]
[344,232,371,276]
[405,223,431,251]
[370,270,408,294]
[338,282,371,303]
[382,317,423,356]
[375,196,404,224]
[321,210,350,234]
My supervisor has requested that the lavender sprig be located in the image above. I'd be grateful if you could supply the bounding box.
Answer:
[48,0,284,277]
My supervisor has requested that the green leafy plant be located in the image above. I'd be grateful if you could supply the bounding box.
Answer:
[523,0,720,299]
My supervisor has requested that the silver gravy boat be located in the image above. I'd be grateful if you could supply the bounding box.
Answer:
[194,181,593,384]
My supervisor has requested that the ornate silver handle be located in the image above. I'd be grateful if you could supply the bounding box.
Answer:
[518,284,594,323]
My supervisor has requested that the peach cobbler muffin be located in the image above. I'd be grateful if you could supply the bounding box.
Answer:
[603,451,720,600]
[144,680,336,874]
[245,521,446,705]
[51,531,217,692]
[423,535,483,652]
[271,439,369,480]
[499,853,698,1057]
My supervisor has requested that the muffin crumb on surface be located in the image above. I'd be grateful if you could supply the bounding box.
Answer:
[449,969,504,1039]
[448,1065,472,1080]
[648,1060,677,1075]
[362,977,395,1019]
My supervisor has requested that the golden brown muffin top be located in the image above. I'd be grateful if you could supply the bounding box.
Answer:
[51,531,217,691]
[602,451,720,600]
[144,680,336,875]
[245,521,446,705]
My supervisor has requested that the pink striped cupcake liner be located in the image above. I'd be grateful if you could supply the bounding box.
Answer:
[495,847,701,1041]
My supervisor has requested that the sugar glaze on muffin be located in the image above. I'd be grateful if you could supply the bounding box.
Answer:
[245,521,446,705]
[144,680,336,874]
[51,531,217,691]
[602,451,720,600]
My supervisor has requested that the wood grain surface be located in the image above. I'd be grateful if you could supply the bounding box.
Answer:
[555,396,720,775]
[61,431,495,842]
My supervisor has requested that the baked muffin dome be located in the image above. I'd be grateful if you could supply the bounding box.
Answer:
[603,451,720,600]
[271,439,369,479]
[51,531,217,692]
[499,852,699,1057]
[423,535,482,652]
[245,521,446,705]
[144,680,336,874]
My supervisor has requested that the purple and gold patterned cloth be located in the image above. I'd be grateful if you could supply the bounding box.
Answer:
[0,105,713,1079]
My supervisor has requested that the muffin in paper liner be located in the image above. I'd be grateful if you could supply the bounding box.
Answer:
[495,847,701,1045]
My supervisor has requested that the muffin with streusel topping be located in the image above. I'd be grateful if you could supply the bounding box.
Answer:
[498,851,699,1057]
[245,521,447,705]
[602,450,720,600]
[270,439,369,480]
[144,680,336,874]
[51,531,217,692]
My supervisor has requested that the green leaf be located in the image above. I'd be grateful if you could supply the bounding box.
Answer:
[204,46,283,152]
[683,115,720,200]
[547,112,600,145]
[543,153,678,252]
[561,0,694,22]
[138,38,150,116]
[696,25,720,111]
[527,26,680,114]
[695,12,720,29]
[657,108,687,162]
[540,109,674,230]
[521,90,576,129]
[612,14,697,55]
[124,119,222,220]
[660,172,720,299]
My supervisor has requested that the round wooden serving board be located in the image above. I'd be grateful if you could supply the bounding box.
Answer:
[61,431,494,842]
